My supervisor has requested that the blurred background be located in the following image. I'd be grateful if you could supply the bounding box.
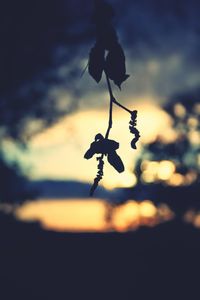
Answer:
[0,0,200,299]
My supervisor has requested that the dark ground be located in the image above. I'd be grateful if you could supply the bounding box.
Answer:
[0,212,200,300]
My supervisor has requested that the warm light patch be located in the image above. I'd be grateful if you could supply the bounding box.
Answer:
[173,103,186,118]
[157,160,175,180]
[184,210,200,229]
[139,200,158,226]
[15,199,174,233]
[167,173,184,186]
[112,200,174,232]
[15,199,108,232]
[140,200,157,218]
[112,201,140,231]
[157,204,175,221]
[141,160,180,184]
[103,172,137,190]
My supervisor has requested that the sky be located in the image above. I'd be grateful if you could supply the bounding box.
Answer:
[1,0,200,189]
[5,98,171,189]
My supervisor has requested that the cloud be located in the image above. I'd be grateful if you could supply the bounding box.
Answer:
[1,0,199,140]
[68,0,200,107]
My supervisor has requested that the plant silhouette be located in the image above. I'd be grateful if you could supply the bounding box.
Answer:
[84,0,140,196]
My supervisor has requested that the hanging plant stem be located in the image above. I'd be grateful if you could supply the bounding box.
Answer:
[105,71,132,139]
[105,72,114,139]
[84,1,141,196]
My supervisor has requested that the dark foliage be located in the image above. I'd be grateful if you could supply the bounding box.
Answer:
[88,0,129,89]
[0,1,92,142]
[85,1,140,195]
[0,154,36,203]
[131,88,200,216]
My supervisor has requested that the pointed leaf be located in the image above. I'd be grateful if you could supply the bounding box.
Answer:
[88,44,105,83]
[105,43,129,88]
[107,151,124,173]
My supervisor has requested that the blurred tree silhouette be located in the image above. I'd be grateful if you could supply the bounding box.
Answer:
[133,89,200,215]
[0,152,36,203]
[0,0,93,202]
[0,0,92,142]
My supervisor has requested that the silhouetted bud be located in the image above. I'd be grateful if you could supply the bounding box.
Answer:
[129,110,140,149]
[84,136,119,158]
[90,155,104,196]
[84,134,124,173]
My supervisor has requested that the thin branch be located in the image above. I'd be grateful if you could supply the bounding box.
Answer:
[104,72,132,139]
[112,97,132,114]
[90,72,134,196]
[105,72,113,139]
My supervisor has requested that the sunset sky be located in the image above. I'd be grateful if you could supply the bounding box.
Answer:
[1,4,200,299]
[2,0,200,190]
[5,97,171,189]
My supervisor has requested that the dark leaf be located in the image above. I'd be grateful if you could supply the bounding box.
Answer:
[88,43,105,83]
[105,43,129,89]
[84,148,95,159]
[107,151,124,173]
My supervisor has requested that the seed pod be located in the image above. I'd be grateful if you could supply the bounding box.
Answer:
[84,137,119,159]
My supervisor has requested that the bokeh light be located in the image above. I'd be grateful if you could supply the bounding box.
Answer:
[15,199,174,233]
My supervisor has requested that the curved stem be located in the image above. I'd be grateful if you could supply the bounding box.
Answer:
[105,73,113,139]
[90,73,134,196]
[104,72,132,139]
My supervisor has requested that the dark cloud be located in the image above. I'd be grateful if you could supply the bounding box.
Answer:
[1,0,199,95]
[0,0,199,140]
[0,0,93,140]
[75,0,200,103]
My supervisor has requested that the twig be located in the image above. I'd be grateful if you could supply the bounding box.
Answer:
[105,72,113,139]
[104,72,132,139]
[90,72,135,196]
[112,97,132,114]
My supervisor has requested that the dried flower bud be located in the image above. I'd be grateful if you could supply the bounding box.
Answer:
[129,110,140,149]
[84,135,124,173]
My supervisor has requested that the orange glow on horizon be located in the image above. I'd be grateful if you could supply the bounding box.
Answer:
[15,199,174,233]
[15,199,108,232]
